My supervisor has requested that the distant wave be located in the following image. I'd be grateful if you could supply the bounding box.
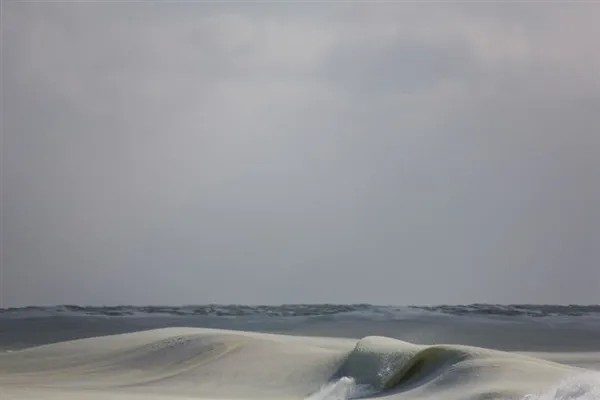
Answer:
[2,304,600,319]
[413,304,600,318]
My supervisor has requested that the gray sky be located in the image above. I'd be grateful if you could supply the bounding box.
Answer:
[2,2,599,307]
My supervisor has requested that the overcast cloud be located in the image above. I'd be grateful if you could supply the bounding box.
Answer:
[2,2,599,307]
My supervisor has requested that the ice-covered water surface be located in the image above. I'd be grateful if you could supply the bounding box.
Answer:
[1,305,599,400]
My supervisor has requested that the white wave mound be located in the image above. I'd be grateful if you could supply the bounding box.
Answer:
[1,328,599,400]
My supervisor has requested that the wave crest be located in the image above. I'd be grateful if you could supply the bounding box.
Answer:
[334,336,472,391]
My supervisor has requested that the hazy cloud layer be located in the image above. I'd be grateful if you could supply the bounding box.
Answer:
[2,3,599,307]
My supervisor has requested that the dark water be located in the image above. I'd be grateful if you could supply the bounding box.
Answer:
[3,304,600,318]
[2,304,600,352]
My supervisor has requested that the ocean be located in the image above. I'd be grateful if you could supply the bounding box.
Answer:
[1,304,599,400]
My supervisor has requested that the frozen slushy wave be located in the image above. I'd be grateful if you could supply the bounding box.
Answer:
[0,328,598,400]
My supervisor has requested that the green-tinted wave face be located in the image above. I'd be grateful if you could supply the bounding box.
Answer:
[333,336,579,397]
[334,337,474,392]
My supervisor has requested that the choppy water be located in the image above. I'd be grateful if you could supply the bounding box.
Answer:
[3,303,600,318]
[2,304,600,352]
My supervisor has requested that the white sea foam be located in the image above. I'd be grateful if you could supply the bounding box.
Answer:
[524,373,600,400]
[306,377,375,400]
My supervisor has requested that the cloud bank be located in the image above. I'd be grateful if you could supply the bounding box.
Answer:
[2,2,599,306]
